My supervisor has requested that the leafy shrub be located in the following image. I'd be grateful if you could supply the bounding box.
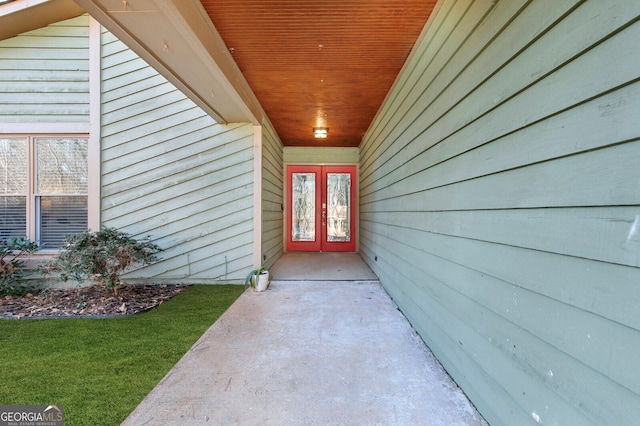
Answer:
[42,227,162,295]
[0,237,39,296]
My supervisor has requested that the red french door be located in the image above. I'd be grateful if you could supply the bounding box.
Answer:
[286,165,356,252]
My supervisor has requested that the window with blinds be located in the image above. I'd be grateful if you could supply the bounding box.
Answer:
[0,138,27,240]
[0,196,26,240]
[0,136,88,249]
[36,138,88,248]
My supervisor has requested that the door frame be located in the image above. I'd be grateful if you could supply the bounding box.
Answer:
[285,164,357,252]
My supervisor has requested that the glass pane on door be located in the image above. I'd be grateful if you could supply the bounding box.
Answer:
[291,172,316,241]
[326,173,350,242]
[287,165,355,252]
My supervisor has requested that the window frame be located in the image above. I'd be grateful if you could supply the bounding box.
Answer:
[1,133,95,252]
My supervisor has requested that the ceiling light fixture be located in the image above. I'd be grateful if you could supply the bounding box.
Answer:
[313,127,328,139]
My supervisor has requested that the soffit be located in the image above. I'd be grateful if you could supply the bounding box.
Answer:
[203,0,436,147]
[0,0,85,41]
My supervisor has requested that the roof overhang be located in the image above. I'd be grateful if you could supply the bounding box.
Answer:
[0,0,85,40]
[73,0,263,124]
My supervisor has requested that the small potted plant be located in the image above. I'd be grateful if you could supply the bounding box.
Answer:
[245,266,271,292]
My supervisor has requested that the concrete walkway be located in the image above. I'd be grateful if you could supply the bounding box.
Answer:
[124,255,486,425]
[269,252,379,281]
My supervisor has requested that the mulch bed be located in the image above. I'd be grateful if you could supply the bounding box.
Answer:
[0,284,189,319]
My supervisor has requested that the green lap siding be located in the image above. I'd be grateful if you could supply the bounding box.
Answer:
[359,0,640,424]
[283,147,359,164]
[0,16,89,123]
[100,29,256,283]
[261,121,284,268]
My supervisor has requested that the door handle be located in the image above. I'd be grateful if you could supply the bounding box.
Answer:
[322,210,326,226]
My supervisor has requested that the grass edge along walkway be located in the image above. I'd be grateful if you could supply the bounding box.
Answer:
[0,284,246,426]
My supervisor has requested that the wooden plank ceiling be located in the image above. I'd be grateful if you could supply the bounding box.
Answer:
[201,0,436,147]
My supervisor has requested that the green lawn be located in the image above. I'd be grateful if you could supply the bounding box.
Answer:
[0,284,245,425]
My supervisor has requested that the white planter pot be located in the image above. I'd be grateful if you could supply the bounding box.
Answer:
[255,271,270,292]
